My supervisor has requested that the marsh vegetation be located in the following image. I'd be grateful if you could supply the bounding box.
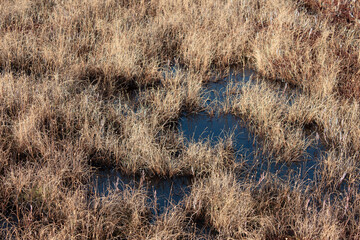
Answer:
[1,0,360,239]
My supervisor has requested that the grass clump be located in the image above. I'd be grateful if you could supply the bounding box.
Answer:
[2,0,360,239]
[226,80,314,162]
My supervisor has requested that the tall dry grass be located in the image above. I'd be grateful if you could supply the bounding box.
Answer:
[1,0,360,239]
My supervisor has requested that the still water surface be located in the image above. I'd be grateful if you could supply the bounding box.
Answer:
[93,68,325,213]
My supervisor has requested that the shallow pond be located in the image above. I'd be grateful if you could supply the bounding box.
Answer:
[180,110,324,184]
[93,68,325,214]
[180,68,324,180]
[93,169,192,214]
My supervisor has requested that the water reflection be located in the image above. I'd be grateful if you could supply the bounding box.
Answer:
[92,169,192,214]
[205,68,254,104]
[180,68,325,183]
[93,68,326,213]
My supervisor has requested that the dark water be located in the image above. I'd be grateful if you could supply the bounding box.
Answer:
[179,110,324,182]
[92,169,192,214]
[180,113,253,148]
[204,68,254,104]
[180,68,325,183]
[93,68,325,213]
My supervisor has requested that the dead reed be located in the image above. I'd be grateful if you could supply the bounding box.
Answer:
[1,0,360,239]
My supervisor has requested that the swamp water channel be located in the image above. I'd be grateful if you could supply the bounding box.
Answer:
[92,69,325,215]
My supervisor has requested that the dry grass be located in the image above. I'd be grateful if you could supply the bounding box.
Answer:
[225,79,314,162]
[298,0,360,24]
[1,0,360,239]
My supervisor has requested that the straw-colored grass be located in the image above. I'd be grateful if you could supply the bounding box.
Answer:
[1,0,360,239]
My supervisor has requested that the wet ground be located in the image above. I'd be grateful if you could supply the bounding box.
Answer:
[92,169,192,215]
[93,68,325,215]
